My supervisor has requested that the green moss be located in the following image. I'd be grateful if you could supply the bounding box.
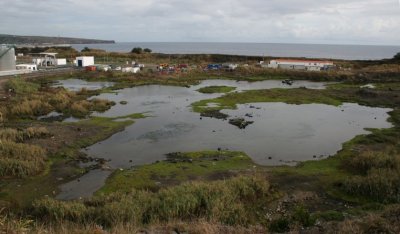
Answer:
[98,151,257,195]
[197,86,236,94]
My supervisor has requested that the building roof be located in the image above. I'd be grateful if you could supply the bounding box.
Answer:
[30,52,58,57]
[273,59,333,64]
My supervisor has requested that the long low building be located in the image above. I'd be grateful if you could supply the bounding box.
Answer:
[267,59,334,71]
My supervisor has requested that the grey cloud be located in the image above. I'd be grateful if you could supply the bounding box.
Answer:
[0,0,399,45]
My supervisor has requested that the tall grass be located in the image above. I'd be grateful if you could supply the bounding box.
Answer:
[0,127,50,142]
[342,148,400,203]
[70,99,115,117]
[33,176,272,227]
[0,140,47,177]
[9,98,53,117]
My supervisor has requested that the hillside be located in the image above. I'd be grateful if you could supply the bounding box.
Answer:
[0,34,115,45]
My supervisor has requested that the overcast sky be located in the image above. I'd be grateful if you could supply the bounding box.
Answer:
[1,0,400,45]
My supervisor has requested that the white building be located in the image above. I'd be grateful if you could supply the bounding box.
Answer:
[122,67,140,73]
[32,53,67,67]
[56,58,67,66]
[75,56,95,67]
[267,59,334,71]
[16,64,38,71]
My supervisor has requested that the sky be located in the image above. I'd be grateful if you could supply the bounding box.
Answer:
[1,0,400,45]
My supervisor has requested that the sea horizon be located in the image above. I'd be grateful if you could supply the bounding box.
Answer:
[71,42,400,60]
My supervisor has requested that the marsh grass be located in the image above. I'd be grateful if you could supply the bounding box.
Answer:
[342,148,400,203]
[33,176,272,227]
[0,140,47,177]
[0,127,50,142]
[70,99,115,117]
[196,86,236,94]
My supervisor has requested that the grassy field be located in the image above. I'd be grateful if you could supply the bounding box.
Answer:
[98,151,258,194]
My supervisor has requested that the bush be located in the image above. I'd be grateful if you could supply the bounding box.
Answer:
[81,47,91,52]
[144,48,152,53]
[292,205,316,227]
[131,47,143,54]
[393,52,400,60]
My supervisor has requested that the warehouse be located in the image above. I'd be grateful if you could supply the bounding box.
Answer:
[267,59,334,71]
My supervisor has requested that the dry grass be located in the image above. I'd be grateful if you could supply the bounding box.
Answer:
[9,98,52,117]
[0,140,47,177]
[0,127,50,142]
[32,176,272,227]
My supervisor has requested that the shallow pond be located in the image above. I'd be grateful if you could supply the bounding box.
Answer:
[52,78,115,91]
[56,80,392,200]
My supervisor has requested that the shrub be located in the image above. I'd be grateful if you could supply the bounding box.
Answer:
[131,47,143,54]
[144,48,152,53]
[393,52,400,60]
[292,205,316,227]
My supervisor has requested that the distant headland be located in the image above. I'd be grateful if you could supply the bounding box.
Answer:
[0,34,115,45]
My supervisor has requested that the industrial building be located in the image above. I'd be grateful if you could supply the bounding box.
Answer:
[31,53,67,67]
[267,59,334,71]
[0,45,16,72]
[75,56,94,67]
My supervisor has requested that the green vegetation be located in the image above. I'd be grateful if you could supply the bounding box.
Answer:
[99,151,257,194]
[192,88,342,113]
[2,78,116,120]
[0,55,400,233]
[196,85,236,94]
[0,140,47,178]
[342,147,400,203]
[33,176,273,227]
[5,78,40,95]
[394,52,400,60]
[131,47,151,54]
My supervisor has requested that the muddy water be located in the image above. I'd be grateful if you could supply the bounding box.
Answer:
[56,80,392,200]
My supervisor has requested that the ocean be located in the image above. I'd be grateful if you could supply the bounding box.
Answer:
[71,42,400,60]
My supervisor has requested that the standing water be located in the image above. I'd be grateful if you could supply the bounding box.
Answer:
[56,80,393,200]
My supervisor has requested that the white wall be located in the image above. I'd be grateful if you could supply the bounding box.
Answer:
[76,56,94,67]
[57,58,67,66]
